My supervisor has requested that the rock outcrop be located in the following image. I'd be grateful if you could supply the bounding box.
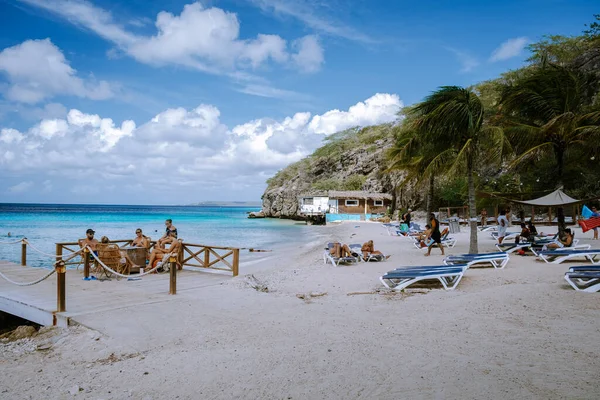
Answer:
[260,124,420,219]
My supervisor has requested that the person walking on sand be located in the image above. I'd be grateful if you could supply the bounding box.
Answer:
[497,210,509,244]
[425,213,444,256]
[480,209,488,227]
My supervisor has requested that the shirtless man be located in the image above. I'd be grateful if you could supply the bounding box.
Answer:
[360,240,388,261]
[79,229,99,252]
[131,228,149,248]
[157,219,178,247]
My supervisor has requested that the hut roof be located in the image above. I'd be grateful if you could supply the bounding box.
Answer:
[327,190,392,200]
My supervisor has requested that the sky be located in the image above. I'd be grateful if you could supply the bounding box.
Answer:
[0,0,597,205]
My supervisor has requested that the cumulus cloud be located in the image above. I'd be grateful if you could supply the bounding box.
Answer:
[9,181,33,193]
[0,39,114,103]
[490,37,529,62]
[19,0,325,74]
[0,93,402,203]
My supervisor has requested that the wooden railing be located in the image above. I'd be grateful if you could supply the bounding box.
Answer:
[55,240,239,276]
[180,243,239,277]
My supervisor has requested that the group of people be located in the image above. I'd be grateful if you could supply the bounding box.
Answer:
[328,240,388,261]
[78,219,180,272]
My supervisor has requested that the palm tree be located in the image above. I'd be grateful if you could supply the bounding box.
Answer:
[410,86,508,253]
[500,65,600,232]
[387,123,448,216]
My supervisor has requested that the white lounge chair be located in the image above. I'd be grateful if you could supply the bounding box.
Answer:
[494,242,532,254]
[348,244,388,262]
[536,249,600,264]
[564,270,600,292]
[323,243,360,266]
[380,264,468,291]
[444,252,510,269]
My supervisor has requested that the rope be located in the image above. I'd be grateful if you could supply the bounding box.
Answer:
[0,239,25,245]
[86,246,170,278]
[24,239,82,258]
[0,267,56,286]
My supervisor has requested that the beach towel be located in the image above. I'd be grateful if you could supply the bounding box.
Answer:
[579,217,600,233]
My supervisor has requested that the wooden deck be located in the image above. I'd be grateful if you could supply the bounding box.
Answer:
[0,260,229,327]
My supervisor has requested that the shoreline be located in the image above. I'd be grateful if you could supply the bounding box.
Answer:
[1,221,600,399]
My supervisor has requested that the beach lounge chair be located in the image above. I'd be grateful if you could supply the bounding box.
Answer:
[444,252,510,269]
[380,264,468,291]
[414,230,457,250]
[494,242,532,254]
[536,249,600,264]
[323,243,360,266]
[564,270,600,292]
[349,244,389,262]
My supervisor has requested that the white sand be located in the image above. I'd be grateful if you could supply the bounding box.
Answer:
[1,221,600,399]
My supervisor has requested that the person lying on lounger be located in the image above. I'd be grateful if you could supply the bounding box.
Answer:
[360,240,390,261]
[546,228,574,249]
[329,242,354,258]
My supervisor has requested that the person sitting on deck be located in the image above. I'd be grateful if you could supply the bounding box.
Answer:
[157,219,178,247]
[546,229,574,249]
[360,240,389,261]
[329,242,354,258]
[148,231,181,271]
[131,228,150,248]
[79,228,99,253]
[100,236,138,273]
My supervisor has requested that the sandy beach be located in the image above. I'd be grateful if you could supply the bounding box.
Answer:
[1,221,600,399]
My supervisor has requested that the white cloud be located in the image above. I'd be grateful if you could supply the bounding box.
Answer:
[490,37,529,62]
[0,39,114,103]
[0,93,402,203]
[249,0,375,44]
[19,0,324,74]
[9,181,33,193]
[292,35,324,73]
[445,47,479,73]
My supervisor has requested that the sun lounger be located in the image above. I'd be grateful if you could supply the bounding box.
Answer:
[323,243,360,266]
[536,249,600,264]
[380,264,468,291]
[478,225,497,232]
[564,271,600,292]
[348,244,388,262]
[444,252,510,269]
[530,242,590,256]
[490,231,520,240]
[494,243,532,254]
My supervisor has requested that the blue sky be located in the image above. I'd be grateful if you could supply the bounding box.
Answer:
[0,0,597,204]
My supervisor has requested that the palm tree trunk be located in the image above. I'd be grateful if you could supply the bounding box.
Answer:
[467,158,478,254]
[426,175,434,216]
[556,148,566,234]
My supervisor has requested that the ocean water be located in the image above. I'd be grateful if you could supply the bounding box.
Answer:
[0,203,311,268]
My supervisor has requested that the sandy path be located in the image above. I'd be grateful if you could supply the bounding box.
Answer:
[1,221,599,399]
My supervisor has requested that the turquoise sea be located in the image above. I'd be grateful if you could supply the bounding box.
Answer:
[0,203,310,268]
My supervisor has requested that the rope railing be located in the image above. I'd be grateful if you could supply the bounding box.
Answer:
[0,259,64,286]
[86,246,172,279]
[0,238,25,245]
[24,239,81,258]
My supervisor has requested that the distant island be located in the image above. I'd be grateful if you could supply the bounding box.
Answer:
[187,201,262,207]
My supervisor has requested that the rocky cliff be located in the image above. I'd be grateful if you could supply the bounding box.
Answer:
[260,124,416,218]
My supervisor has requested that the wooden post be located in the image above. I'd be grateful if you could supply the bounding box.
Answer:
[21,239,26,266]
[83,247,90,280]
[169,255,177,295]
[204,247,210,268]
[232,248,239,277]
[56,260,66,312]
[548,207,552,226]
